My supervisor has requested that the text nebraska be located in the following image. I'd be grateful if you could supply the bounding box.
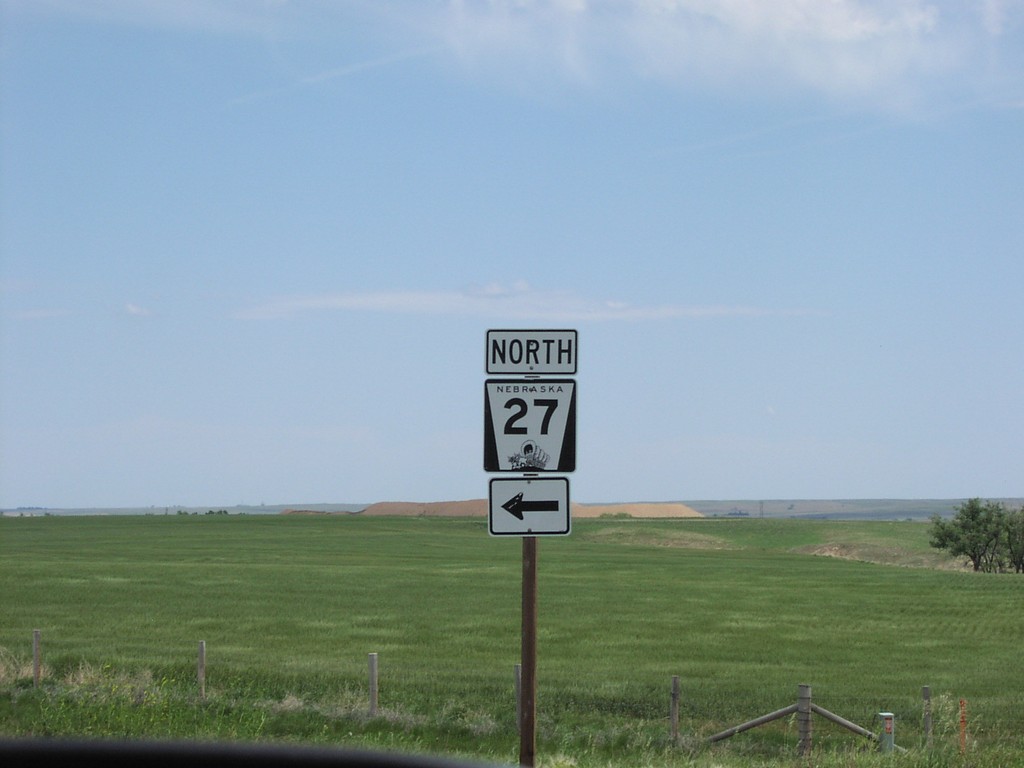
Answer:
[494,384,567,394]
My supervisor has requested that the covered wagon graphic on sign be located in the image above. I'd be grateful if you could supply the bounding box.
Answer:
[509,441,550,470]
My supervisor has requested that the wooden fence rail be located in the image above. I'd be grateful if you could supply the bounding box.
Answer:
[707,683,892,756]
[810,702,876,741]
[707,703,798,743]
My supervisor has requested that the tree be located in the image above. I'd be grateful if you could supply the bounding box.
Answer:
[929,498,1006,572]
[1004,505,1024,574]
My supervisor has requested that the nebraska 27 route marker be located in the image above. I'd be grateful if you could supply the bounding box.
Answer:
[488,477,570,536]
[483,379,576,472]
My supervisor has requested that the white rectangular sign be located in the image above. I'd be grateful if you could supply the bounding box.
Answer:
[484,379,576,472]
[486,329,577,375]
[489,477,570,536]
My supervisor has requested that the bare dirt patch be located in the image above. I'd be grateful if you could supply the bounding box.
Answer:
[583,525,734,550]
[798,542,967,570]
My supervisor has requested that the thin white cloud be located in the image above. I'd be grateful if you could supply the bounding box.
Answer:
[982,0,1024,36]
[10,308,73,320]
[7,0,281,36]
[14,1,1022,108]
[436,0,1024,108]
[124,303,152,317]
[299,47,444,86]
[0,279,70,319]
[234,285,816,322]
[230,46,443,106]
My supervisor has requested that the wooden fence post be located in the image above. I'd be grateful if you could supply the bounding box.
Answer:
[32,630,41,687]
[922,686,932,749]
[514,664,522,734]
[197,640,206,700]
[797,684,813,756]
[959,698,967,755]
[670,676,681,746]
[368,653,379,716]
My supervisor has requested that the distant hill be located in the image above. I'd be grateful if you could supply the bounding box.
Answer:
[682,498,1024,521]
[360,500,702,518]
[6,499,1021,520]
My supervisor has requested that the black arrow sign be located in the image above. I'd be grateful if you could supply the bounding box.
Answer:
[501,492,560,520]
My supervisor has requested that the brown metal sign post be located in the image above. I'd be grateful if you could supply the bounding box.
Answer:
[520,536,538,768]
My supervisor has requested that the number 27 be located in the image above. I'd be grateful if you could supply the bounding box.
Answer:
[503,398,558,435]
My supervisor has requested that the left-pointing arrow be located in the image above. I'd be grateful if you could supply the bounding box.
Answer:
[501,492,559,520]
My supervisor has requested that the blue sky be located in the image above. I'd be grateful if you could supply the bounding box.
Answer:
[2,1,1022,508]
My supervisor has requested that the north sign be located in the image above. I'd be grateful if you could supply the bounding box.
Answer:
[484,379,576,473]
[486,329,577,375]
[489,477,570,536]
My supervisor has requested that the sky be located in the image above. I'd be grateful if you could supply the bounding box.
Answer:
[1,0,1022,509]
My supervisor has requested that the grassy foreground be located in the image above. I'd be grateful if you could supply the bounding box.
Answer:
[2,514,1022,767]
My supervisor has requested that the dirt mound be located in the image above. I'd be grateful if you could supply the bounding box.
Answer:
[361,500,488,517]
[359,500,701,518]
[573,502,702,518]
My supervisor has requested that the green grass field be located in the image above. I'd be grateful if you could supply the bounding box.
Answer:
[2,515,1022,767]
